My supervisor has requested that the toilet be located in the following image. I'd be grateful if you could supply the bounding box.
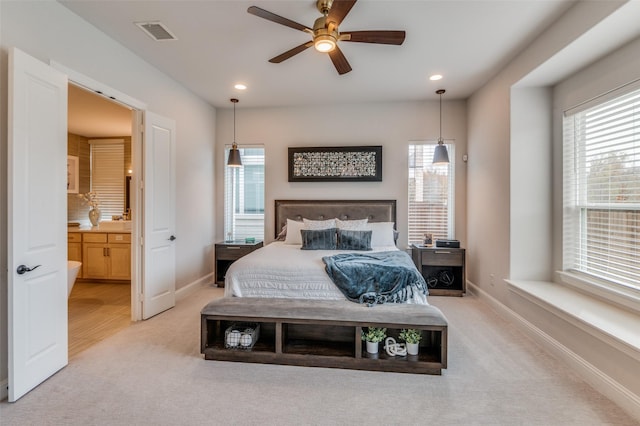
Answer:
[68,261,82,297]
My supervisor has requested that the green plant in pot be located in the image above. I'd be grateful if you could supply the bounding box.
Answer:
[362,327,386,354]
[399,328,422,355]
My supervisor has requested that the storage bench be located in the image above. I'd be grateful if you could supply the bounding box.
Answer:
[201,297,448,375]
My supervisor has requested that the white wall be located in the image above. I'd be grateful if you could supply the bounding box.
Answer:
[214,101,467,248]
[467,0,640,417]
[0,1,216,391]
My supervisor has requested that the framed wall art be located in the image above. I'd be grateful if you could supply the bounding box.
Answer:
[67,155,79,193]
[288,146,382,182]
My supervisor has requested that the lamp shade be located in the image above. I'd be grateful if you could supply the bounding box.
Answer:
[433,143,449,165]
[227,145,242,167]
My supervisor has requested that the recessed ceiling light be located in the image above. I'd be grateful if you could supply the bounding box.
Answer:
[429,74,443,81]
[234,84,247,90]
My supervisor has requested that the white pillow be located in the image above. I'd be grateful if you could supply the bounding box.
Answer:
[284,219,305,245]
[303,218,336,230]
[367,222,396,247]
[336,218,368,230]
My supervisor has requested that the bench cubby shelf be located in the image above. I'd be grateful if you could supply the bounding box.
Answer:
[201,298,448,375]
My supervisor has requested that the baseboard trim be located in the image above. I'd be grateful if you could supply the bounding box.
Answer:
[467,281,640,421]
[175,273,213,301]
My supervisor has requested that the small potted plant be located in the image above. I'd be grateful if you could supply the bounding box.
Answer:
[399,328,422,355]
[362,327,387,354]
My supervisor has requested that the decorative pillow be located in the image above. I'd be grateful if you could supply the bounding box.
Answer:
[367,222,396,247]
[337,229,372,251]
[284,219,305,245]
[301,228,337,250]
[303,218,337,230]
[335,218,368,230]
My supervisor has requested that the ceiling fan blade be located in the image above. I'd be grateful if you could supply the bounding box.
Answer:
[269,41,314,63]
[327,0,357,26]
[328,46,352,75]
[341,30,406,45]
[247,6,311,32]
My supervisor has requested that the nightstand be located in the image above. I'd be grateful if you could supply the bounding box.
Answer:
[411,244,466,296]
[214,240,263,287]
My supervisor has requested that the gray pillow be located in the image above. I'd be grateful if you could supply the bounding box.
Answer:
[301,228,337,250]
[337,229,372,251]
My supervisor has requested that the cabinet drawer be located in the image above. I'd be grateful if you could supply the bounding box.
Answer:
[68,233,82,243]
[83,233,107,243]
[108,233,131,244]
[421,250,463,266]
[216,245,253,260]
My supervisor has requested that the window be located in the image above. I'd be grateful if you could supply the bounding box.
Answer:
[408,143,455,244]
[90,139,124,220]
[224,146,265,241]
[563,87,640,291]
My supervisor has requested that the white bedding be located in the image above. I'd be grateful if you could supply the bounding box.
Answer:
[224,242,428,304]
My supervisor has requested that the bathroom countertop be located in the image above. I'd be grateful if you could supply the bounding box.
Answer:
[68,223,132,233]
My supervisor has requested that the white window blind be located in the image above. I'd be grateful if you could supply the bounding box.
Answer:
[224,146,265,242]
[563,87,640,291]
[90,140,124,220]
[408,143,455,244]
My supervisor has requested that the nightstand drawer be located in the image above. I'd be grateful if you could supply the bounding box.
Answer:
[420,250,463,266]
[216,245,253,260]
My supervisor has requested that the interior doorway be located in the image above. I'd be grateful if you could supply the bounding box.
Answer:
[67,83,134,358]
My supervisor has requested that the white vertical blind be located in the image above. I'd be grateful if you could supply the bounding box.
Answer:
[224,146,265,241]
[408,143,455,244]
[90,140,124,220]
[563,87,640,290]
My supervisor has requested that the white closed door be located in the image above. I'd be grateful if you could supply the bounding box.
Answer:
[8,47,68,401]
[142,112,176,319]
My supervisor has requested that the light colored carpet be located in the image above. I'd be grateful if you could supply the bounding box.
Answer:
[1,285,637,426]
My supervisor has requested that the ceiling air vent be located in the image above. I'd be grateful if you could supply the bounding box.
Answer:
[135,21,177,41]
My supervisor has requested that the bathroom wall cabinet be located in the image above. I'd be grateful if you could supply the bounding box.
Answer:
[80,232,131,280]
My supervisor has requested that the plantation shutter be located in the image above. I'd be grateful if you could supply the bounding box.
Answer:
[408,143,455,244]
[563,86,640,290]
[90,139,124,220]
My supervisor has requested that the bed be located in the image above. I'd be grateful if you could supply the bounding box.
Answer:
[223,199,428,305]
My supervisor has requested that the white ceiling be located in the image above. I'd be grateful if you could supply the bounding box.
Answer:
[61,0,577,111]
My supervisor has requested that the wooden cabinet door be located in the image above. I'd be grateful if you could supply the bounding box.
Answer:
[109,244,131,280]
[82,243,109,279]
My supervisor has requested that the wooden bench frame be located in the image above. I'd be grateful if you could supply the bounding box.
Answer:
[201,298,448,375]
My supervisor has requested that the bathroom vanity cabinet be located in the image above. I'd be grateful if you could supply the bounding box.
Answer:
[68,229,131,280]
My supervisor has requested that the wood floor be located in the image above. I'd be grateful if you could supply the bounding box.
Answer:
[68,280,131,358]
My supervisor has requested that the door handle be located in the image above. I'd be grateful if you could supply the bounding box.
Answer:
[16,264,41,275]
[168,235,176,241]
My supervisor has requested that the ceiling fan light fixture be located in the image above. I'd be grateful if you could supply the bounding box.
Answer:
[314,35,336,52]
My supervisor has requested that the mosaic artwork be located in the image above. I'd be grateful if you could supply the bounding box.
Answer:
[288,146,382,182]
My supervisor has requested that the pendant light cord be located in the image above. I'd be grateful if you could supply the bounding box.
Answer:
[437,89,445,144]
[231,98,239,149]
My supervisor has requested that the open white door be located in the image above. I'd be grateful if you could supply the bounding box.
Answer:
[142,112,176,319]
[8,48,68,401]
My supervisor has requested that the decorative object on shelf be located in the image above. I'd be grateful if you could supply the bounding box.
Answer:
[383,337,407,357]
[224,323,260,350]
[361,327,386,354]
[288,146,382,182]
[399,328,422,356]
[423,233,433,247]
[433,89,450,165]
[79,192,101,226]
[227,98,242,167]
[67,155,79,194]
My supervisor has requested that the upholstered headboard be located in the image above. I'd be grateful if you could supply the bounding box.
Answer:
[274,199,396,238]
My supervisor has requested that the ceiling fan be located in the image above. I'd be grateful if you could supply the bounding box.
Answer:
[247,0,406,75]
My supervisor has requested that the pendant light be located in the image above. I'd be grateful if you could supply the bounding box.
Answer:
[227,98,242,167]
[433,89,450,165]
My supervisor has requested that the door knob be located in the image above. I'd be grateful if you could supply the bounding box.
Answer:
[168,235,176,241]
[16,264,41,275]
